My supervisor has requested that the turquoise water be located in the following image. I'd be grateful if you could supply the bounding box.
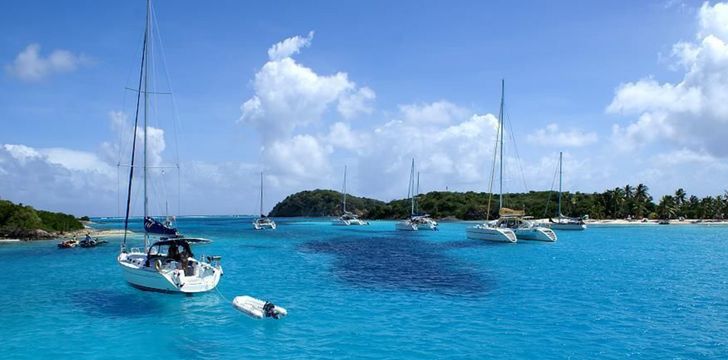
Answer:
[1,218,727,359]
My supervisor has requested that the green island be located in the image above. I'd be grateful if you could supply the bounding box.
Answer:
[0,199,85,240]
[269,185,728,220]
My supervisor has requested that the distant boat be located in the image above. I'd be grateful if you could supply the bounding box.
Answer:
[79,234,108,248]
[253,172,276,230]
[57,238,79,249]
[117,0,222,294]
[658,219,670,225]
[332,165,369,226]
[396,159,437,231]
[466,80,555,242]
[549,152,587,231]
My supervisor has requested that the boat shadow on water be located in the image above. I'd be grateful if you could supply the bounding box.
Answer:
[70,289,166,318]
[299,235,493,297]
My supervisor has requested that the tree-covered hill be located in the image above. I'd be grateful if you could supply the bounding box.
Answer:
[267,185,728,220]
[0,199,84,239]
[268,189,385,217]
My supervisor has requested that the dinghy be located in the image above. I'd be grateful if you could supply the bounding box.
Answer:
[232,295,287,319]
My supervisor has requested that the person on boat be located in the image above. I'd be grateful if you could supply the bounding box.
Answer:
[167,243,179,263]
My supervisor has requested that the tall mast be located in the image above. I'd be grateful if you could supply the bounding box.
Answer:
[143,0,151,250]
[260,172,264,216]
[120,0,149,251]
[558,151,563,217]
[416,171,420,215]
[410,158,415,217]
[498,79,505,210]
[342,165,347,213]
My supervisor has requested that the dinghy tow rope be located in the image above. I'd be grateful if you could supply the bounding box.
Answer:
[214,287,231,303]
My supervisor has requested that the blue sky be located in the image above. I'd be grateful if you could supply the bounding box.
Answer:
[2,0,727,216]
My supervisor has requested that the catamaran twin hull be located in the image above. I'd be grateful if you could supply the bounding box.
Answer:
[396,219,438,231]
[513,227,557,242]
[118,252,222,293]
[466,225,517,243]
[332,218,369,226]
[253,220,276,230]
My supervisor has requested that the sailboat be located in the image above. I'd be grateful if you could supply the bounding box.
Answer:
[253,172,276,230]
[396,159,438,231]
[332,165,369,226]
[549,152,586,230]
[117,0,222,293]
[466,80,556,242]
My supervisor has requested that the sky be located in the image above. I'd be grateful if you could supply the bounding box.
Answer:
[1,0,727,216]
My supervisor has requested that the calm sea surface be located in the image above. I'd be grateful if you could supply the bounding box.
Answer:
[1,217,726,359]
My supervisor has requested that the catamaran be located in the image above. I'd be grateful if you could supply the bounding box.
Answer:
[253,172,276,230]
[396,159,438,231]
[549,152,586,230]
[117,0,222,293]
[466,80,556,242]
[332,165,369,226]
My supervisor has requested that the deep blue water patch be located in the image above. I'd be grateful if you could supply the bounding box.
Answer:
[70,289,165,318]
[300,234,491,296]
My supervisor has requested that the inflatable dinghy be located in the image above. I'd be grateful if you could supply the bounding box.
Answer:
[233,295,287,319]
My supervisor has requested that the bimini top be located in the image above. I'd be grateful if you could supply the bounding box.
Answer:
[499,207,525,217]
[149,239,194,257]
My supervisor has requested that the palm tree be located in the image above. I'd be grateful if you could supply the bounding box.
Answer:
[657,195,677,220]
[674,188,687,217]
[634,184,651,218]
[612,187,626,218]
[623,184,635,218]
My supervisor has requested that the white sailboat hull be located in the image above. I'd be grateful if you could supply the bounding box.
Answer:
[550,222,586,231]
[466,225,517,243]
[118,252,222,294]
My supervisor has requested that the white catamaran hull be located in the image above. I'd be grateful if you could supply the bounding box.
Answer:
[396,220,418,231]
[253,221,276,230]
[332,218,369,226]
[514,227,557,242]
[466,225,517,243]
[118,252,221,293]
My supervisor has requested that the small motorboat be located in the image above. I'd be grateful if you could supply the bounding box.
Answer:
[233,295,287,319]
[57,239,79,249]
[79,235,108,248]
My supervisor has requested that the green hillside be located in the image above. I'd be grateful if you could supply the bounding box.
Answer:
[268,185,728,220]
[0,199,84,239]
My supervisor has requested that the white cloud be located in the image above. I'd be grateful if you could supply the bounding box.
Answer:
[267,31,314,61]
[526,123,598,147]
[0,144,116,215]
[607,2,728,156]
[5,43,88,82]
[239,57,353,139]
[325,122,368,151]
[397,101,468,126]
[239,32,376,186]
[337,87,375,119]
[263,134,332,188]
[356,104,501,199]
[101,111,166,168]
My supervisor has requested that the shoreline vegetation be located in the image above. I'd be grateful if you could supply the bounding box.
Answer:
[0,199,85,240]
[4,183,728,240]
[270,185,728,222]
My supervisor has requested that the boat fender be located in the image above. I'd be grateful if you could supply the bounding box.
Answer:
[154,259,163,272]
